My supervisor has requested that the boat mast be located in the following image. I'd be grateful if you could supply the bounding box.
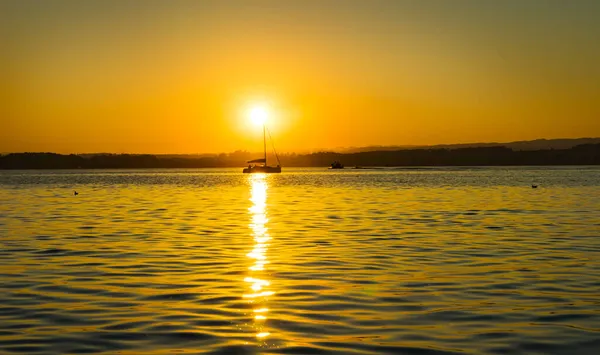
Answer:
[263,124,267,165]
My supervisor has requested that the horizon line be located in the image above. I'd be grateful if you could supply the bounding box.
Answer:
[2,137,599,156]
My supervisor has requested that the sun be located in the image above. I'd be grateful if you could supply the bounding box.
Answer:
[249,105,269,126]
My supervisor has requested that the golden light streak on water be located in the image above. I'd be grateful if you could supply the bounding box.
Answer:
[244,174,274,341]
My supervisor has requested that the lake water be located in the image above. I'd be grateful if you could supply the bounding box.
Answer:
[1,167,599,354]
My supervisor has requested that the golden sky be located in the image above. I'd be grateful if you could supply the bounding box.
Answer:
[2,0,599,154]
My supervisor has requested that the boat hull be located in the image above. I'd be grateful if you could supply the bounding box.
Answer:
[329,161,344,169]
[243,166,281,174]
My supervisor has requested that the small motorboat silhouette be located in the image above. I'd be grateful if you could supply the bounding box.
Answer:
[329,161,344,169]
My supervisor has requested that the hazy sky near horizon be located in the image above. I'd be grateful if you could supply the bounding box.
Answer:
[1,0,599,153]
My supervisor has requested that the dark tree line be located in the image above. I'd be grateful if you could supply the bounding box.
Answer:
[1,144,599,169]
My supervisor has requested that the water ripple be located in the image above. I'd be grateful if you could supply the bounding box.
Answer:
[1,167,599,354]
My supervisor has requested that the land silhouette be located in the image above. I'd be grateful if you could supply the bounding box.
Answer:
[338,138,600,153]
[1,140,599,169]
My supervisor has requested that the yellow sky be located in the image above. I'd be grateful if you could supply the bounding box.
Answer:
[1,0,599,153]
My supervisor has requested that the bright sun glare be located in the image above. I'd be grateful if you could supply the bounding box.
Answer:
[249,105,269,126]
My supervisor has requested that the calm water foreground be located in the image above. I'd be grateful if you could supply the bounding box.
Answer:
[1,167,599,355]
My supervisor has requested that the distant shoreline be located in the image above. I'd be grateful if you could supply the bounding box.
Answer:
[1,144,599,169]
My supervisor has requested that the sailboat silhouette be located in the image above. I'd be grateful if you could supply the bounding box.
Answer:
[243,124,281,174]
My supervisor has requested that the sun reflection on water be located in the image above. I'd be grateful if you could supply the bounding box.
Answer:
[245,174,273,340]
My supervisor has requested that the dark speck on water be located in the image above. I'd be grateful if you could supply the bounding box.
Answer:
[1,167,599,354]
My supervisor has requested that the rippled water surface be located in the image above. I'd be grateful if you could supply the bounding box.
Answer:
[1,167,600,354]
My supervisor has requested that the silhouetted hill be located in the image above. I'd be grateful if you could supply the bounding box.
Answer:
[340,138,600,153]
[1,144,599,169]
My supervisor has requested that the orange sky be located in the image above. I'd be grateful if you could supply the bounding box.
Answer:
[2,0,599,154]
